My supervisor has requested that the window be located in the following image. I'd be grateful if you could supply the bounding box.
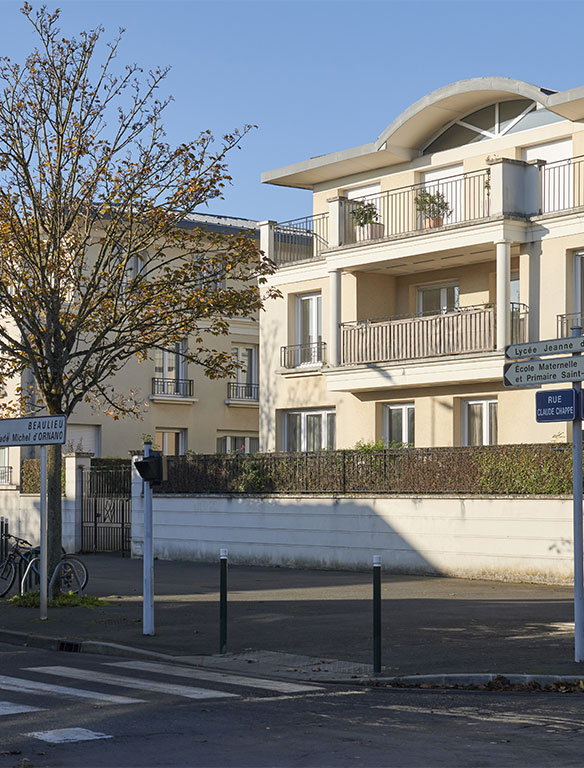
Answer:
[284,410,335,452]
[153,341,189,396]
[463,399,497,446]
[216,435,259,454]
[417,283,459,315]
[294,292,323,365]
[384,403,414,446]
[155,429,186,456]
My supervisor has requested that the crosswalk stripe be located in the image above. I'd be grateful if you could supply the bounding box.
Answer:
[26,666,238,700]
[108,660,325,694]
[28,728,112,744]
[0,674,143,705]
[0,700,42,716]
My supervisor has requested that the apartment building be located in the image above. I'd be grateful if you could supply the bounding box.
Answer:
[1,213,261,482]
[259,77,584,451]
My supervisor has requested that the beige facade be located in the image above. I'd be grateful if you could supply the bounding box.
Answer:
[259,77,584,452]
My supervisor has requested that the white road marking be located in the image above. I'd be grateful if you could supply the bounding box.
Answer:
[28,727,112,744]
[26,666,238,700]
[108,660,324,693]
[0,674,143,705]
[0,700,42,716]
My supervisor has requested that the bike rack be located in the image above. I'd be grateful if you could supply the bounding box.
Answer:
[48,560,83,600]
[20,556,39,596]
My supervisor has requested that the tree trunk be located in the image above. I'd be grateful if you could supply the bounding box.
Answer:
[47,443,63,586]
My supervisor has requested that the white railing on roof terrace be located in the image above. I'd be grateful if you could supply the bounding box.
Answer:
[341,303,528,366]
[539,155,584,214]
[273,213,329,266]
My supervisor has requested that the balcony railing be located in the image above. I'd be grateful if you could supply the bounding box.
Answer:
[0,466,12,485]
[274,214,329,266]
[227,382,259,401]
[540,155,584,214]
[557,312,584,337]
[344,169,491,245]
[152,377,194,397]
[280,341,327,369]
[341,303,528,366]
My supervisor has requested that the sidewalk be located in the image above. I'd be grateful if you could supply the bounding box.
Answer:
[0,554,582,684]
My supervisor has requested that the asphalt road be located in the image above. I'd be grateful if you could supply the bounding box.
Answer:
[1,642,584,767]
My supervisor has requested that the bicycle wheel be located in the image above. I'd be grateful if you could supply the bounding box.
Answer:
[0,559,16,597]
[59,557,88,594]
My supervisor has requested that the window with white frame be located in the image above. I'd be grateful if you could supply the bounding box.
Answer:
[417,283,459,315]
[154,341,189,395]
[463,399,498,446]
[216,435,259,454]
[233,345,258,387]
[155,428,187,456]
[383,403,414,446]
[294,292,323,365]
[284,409,335,452]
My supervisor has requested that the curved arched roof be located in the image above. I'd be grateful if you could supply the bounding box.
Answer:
[262,77,584,189]
[375,77,555,152]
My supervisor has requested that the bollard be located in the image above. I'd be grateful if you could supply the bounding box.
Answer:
[373,554,382,674]
[219,548,228,654]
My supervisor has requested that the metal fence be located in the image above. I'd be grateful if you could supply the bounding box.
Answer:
[540,155,584,214]
[157,444,573,496]
[152,378,194,397]
[227,382,259,400]
[273,214,329,266]
[280,341,327,369]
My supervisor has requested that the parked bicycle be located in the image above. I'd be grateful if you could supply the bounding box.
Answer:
[0,533,88,597]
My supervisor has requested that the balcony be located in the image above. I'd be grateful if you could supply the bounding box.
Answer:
[151,377,194,397]
[280,341,327,370]
[340,303,528,366]
[539,155,584,214]
[0,466,12,485]
[227,382,259,401]
[274,214,329,266]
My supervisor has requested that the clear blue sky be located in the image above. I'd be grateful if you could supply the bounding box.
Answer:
[0,0,581,222]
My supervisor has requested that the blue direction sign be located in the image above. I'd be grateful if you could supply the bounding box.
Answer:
[535,389,577,422]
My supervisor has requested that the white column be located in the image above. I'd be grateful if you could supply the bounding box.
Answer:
[496,240,511,350]
[258,220,276,263]
[328,268,341,367]
[574,251,583,322]
[327,197,345,249]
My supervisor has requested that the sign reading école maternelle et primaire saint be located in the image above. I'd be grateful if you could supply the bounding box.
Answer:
[0,415,67,446]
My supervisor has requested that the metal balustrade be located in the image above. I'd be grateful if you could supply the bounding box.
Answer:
[280,341,327,369]
[343,169,491,245]
[151,377,194,397]
[0,466,12,485]
[274,214,329,266]
[557,312,584,337]
[540,155,584,214]
[341,303,528,366]
[227,382,259,401]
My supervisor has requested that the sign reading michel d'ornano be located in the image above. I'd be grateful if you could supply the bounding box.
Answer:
[0,415,67,446]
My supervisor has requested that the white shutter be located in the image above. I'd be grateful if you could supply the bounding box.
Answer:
[65,425,101,456]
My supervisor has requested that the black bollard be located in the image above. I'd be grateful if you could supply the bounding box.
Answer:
[219,548,228,654]
[373,555,382,674]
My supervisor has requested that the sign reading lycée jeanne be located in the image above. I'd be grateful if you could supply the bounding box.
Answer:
[0,415,67,446]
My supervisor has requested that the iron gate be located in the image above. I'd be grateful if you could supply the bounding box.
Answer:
[81,466,132,554]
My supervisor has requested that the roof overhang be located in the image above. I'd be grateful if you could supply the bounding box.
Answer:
[263,77,584,190]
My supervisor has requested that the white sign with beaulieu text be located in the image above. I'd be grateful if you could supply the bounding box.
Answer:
[0,415,67,446]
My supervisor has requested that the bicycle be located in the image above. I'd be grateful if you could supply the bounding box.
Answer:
[0,533,88,597]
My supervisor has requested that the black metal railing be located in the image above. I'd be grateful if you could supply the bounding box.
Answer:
[0,466,12,485]
[274,213,329,266]
[280,341,327,369]
[152,378,194,397]
[227,382,259,401]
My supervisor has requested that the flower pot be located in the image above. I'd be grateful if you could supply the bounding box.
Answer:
[355,222,384,242]
[423,216,443,229]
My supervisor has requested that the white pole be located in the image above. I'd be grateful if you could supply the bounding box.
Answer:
[143,441,154,635]
[572,324,584,661]
[39,444,48,621]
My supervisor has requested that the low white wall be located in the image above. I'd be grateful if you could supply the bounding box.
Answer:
[131,493,574,584]
[0,491,40,545]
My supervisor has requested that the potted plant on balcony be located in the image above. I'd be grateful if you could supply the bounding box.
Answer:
[351,201,384,242]
[414,189,452,229]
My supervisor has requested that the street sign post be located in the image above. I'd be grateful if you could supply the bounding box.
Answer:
[535,389,578,422]
[503,357,584,387]
[505,336,584,360]
[0,416,67,620]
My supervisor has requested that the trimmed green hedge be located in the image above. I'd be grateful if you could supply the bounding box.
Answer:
[20,459,66,494]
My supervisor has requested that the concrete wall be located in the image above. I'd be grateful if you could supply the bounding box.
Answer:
[131,492,573,584]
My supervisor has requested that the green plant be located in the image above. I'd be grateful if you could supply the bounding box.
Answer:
[238,461,272,492]
[9,591,107,608]
[414,189,452,220]
[351,201,379,227]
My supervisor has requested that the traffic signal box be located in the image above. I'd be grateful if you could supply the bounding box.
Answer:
[134,451,168,485]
